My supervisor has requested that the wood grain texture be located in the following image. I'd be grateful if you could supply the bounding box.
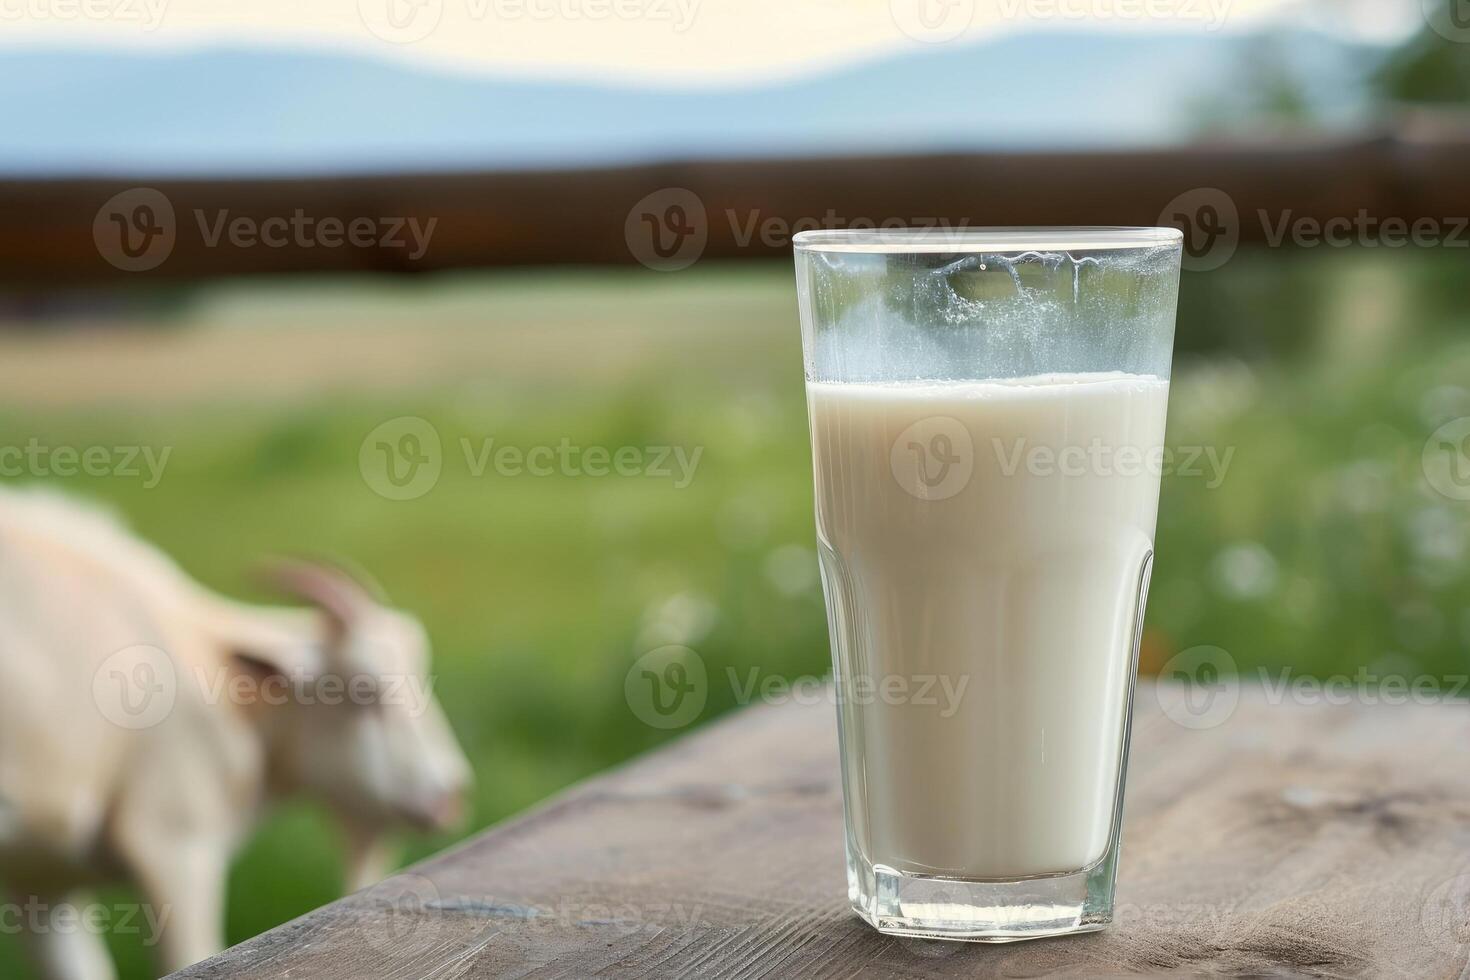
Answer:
[174,683,1470,979]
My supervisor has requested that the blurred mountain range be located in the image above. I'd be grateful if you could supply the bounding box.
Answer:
[3,28,1378,175]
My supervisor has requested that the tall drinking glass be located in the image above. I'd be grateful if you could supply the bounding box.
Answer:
[794,228,1182,941]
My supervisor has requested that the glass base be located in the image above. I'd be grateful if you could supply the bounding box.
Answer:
[847,851,1118,943]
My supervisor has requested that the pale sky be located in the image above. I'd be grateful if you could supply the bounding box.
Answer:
[0,0,1426,83]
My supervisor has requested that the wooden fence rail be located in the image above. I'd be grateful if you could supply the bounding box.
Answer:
[3,122,1469,286]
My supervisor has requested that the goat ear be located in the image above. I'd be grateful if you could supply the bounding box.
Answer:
[231,648,287,683]
[259,557,382,631]
[226,626,325,684]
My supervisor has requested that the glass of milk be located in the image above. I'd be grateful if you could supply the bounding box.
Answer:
[794,227,1183,942]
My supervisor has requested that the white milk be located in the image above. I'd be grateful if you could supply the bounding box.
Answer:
[808,372,1169,879]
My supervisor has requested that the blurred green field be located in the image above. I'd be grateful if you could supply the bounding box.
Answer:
[1,251,1467,977]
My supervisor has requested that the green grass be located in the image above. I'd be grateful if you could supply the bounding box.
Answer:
[1,251,1467,977]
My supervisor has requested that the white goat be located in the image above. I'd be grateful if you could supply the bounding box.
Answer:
[0,487,473,979]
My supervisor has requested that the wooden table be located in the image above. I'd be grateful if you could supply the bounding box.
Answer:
[177,683,1470,978]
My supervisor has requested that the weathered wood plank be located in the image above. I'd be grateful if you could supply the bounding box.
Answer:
[175,683,1470,978]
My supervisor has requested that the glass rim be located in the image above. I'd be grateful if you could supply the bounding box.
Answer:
[792,226,1183,253]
